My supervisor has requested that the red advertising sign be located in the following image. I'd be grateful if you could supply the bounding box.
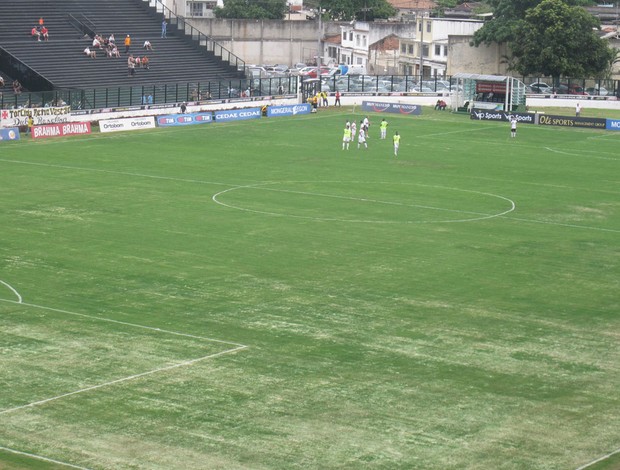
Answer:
[32,122,92,139]
[476,82,508,94]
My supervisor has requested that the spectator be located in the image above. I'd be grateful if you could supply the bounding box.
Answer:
[108,33,116,45]
[31,26,41,41]
[124,35,131,54]
[0,76,5,88]
[134,55,141,67]
[92,36,102,49]
[13,80,23,94]
[435,99,447,111]
[143,40,153,51]
[39,17,44,26]
[127,54,135,76]
[108,44,120,58]
[180,102,187,113]
[161,20,167,38]
[141,56,149,69]
[147,94,153,105]
[83,46,96,58]
[41,25,49,41]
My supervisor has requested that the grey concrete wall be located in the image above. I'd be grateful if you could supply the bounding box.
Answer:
[447,36,509,76]
[188,18,412,66]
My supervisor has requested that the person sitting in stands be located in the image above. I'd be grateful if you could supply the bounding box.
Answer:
[13,80,23,94]
[83,46,96,58]
[143,40,153,51]
[108,33,115,45]
[111,44,120,58]
[41,25,49,41]
[92,35,102,49]
[141,56,149,69]
[134,55,141,67]
[31,26,41,41]
[0,76,5,88]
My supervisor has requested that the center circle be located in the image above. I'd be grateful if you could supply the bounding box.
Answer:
[211,181,515,224]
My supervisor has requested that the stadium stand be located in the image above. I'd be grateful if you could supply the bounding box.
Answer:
[0,0,243,93]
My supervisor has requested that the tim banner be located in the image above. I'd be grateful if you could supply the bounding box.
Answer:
[470,109,536,124]
[0,127,20,141]
[606,119,620,131]
[214,108,262,122]
[361,101,422,115]
[0,105,72,128]
[157,113,213,127]
[99,116,156,133]
[32,122,92,139]
[538,114,606,129]
[267,104,311,117]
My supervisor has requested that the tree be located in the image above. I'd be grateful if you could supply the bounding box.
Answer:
[214,0,288,19]
[509,0,614,78]
[473,0,594,46]
[321,0,397,21]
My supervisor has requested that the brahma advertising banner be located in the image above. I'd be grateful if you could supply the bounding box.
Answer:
[99,116,156,133]
[267,104,311,117]
[0,106,72,128]
[361,101,422,115]
[538,114,606,129]
[32,122,92,139]
[470,109,536,124]
[0,127,20,141]
[157,113,213,127]
[214,108,262,122]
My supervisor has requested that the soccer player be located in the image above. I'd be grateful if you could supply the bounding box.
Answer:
[363,116,370,138]
[510,115,517,138]
[358,123,367,149]
[379,118,388,139]
[342,124,351,150]
[350,121,357,143]
[393,131,400,156]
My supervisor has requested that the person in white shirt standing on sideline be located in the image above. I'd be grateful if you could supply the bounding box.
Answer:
[510,115,517,138]
[358,121,367,149]
[576,102,581,117]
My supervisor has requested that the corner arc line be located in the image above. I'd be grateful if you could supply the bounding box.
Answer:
[0,280,22,303]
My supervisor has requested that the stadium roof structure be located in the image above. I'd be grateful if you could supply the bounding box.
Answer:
[451,73,527,112]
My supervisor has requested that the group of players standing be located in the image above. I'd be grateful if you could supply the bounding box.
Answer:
[342,117,400,156]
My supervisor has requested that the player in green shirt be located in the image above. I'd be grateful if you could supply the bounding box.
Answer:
[379,118,388,139]
[342,124,352,150]
[393,131,400,156]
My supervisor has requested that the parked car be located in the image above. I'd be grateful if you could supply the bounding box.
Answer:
[586,86,609,96]
[529,82,552,93]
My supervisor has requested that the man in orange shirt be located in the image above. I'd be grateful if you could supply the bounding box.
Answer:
[124,35,131,54]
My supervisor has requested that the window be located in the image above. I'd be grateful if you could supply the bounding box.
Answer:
[418,21,422,32]
[426,21,431,33]
[408,44,413,54]
[435,45,441,56]
[342,31,346,41]
[363,36,367,47]
[356,34,360,46]
[422,44,429,57]
[401,43,406,53]
[328,46,338,59]
[187,1,204,16]
[356,57,363,65]
[349,32,353,41]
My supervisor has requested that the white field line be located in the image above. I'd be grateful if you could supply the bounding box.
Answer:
[575,447,620,470]
[0,298,245,347]
[0,345,247,416]
[0,445,91,470]
[212,181,516,224]
[503,215,620,234]
[0,280,22,303]
[545,147,620,161]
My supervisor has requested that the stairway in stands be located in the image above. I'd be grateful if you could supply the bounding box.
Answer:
[0,0,242,91]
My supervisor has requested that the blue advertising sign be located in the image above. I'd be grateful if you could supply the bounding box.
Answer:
[606,119,620,131]
[156,113,213,127]
[267,104,311,117]
[0,127,20,141]
[214,108,262,122]
[361,101,422,115]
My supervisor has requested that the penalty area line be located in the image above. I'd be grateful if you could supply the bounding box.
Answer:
[0,345,247,416]
[575,447,620,470]
[0,445,91,470]
[0,280,22,303]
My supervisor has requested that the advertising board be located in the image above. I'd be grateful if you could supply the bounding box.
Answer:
[32,122,92,139]
[157,113,213,127]
[99,116,156,133]
[361,101,422,115]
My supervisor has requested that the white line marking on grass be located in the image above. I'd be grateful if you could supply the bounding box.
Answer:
[545,147,620,161]
[0,345,247,416]
[0,298,245,347]
[0,280,22,303]
[212,181,516,224]
[575,447,620,470]
[419,125,498,138]
[504,215,620,234]
[0,445,91,469]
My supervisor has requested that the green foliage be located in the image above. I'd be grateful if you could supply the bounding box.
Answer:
[510,0,614,77]
[214,0,288,19]
[321,0,397,21]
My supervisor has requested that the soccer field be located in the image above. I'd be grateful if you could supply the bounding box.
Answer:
[0,108,619,469]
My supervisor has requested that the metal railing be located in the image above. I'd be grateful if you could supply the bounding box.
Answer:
[66,13,98,39]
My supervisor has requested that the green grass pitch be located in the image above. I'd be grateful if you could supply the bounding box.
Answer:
[0,107,619,470]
